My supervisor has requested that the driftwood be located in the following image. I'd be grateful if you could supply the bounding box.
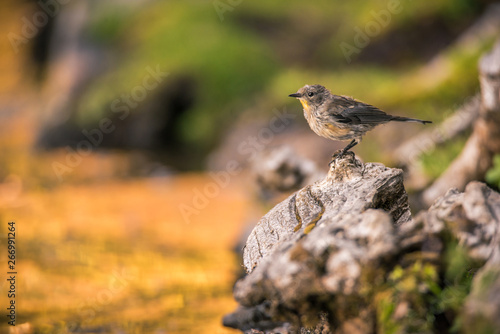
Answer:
[223,152,500,333]
[243,151,410,274]
[421,38,500,205]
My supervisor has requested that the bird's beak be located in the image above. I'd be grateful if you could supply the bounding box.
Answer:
[288,93,301,98]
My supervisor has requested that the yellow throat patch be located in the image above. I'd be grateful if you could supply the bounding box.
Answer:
[299,99,310,112]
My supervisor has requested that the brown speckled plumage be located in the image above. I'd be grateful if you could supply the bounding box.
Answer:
[289,84,432,156]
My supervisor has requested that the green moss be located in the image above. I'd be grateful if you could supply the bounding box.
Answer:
[420,134,469,179]
[86,6,132,44]
[375,237,483,333]
[485,155,500,189]
[443,240,478,284]
[76,1,278,153]
[375,261,440,333]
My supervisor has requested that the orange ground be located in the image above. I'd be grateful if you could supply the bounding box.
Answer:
[0,3,257,332]
[1,172,250,333]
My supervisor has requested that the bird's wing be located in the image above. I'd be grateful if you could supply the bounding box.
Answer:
[327,96,391,125]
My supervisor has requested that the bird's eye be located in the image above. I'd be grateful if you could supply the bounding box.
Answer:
[308,92,314,97]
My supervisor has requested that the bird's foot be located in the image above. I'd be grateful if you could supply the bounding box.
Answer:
[329,150,354,166]
[328,156,336,167]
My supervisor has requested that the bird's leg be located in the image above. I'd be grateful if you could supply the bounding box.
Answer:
[338,139,358,158]
[329,139,358,166]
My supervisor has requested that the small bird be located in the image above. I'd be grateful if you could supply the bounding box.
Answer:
[289,84,431,157]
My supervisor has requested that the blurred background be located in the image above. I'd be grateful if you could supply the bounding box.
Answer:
[0,0,499,333]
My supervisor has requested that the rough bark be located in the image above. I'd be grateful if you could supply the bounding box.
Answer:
[223,151,500,333]
[243,151,410,274]
[461,183,500,333]
[422,38,500,206]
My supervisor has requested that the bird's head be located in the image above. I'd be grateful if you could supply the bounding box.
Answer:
[289,85,330,111]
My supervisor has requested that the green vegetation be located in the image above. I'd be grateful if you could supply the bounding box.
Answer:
[420,133,469,179]
[375,239,481,333]
[376,262,441,333]
[67,0,495,169]
[486,154,500,189]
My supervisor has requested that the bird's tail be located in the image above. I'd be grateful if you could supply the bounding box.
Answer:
[390,116,432,125]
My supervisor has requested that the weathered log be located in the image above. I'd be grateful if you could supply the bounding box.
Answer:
[243,151,410,274]
[225,152,411,333]
[422,38,500,205]
[224,151,500,333]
